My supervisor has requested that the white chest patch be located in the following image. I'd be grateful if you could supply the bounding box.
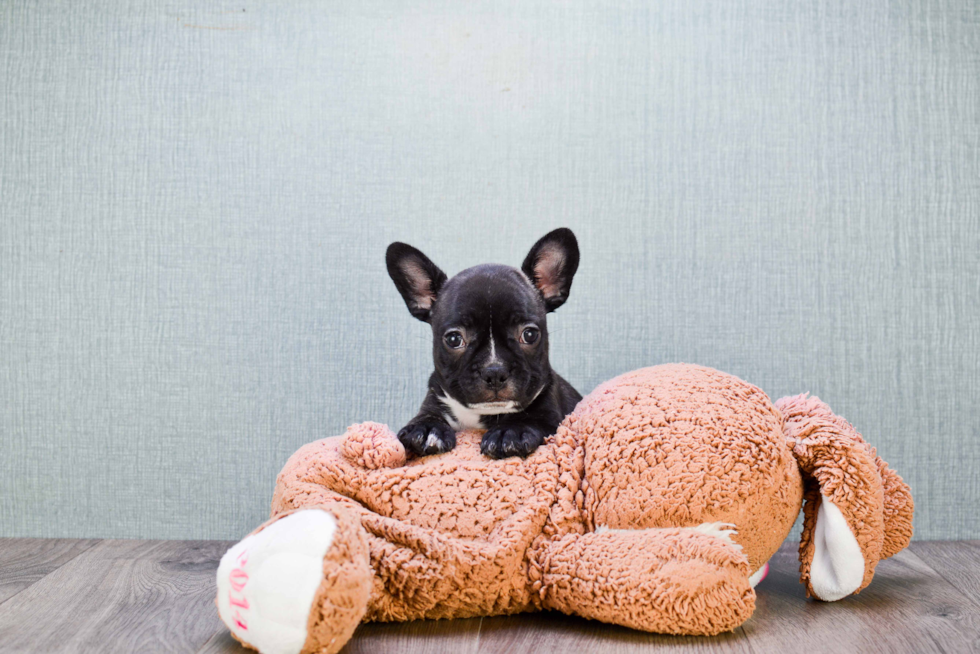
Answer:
[438,394,519,430]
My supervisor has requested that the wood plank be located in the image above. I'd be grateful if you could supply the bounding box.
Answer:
[741,541,980,654]
[909,541,980,610]
[197,629,246,654]
[0,538,101,605]
[0,539,233,654]
[341,618,483,654]
[199,617,483,654]
[3,537,978,654]
[204,603,749,653]
[477,611,751,653]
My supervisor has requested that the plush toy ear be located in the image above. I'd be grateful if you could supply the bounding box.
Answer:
[805,491,869,601]
[386,242,448,323]
[521,228,580,312]
[776,394,896,601]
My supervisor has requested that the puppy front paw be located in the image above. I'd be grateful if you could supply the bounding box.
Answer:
[397,420,457,456]
[480,424,546,459]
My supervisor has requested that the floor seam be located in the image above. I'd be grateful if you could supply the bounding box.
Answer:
[472,615,484,654]
[907,542,980,613]
[733,625,752,654]
[195,626,227,654]
[0,539,103,612]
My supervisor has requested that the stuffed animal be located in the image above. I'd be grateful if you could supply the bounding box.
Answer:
[215,364,913,654]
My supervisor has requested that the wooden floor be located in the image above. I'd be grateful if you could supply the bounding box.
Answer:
[0,539,977,654]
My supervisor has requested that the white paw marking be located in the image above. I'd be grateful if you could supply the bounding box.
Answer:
[216,510,337,654]
[686,522,743,550]
[749,562,770,587]
[810,495,865,601]
[594,522,742,551]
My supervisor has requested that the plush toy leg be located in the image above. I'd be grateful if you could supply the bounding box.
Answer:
[272,433,549,623]
[538,526,755,636]
[216,505,372,654]
[776,394,913,602]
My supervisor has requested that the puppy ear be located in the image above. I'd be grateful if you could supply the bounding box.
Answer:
[386,242,448,322]
[521,228,580,312]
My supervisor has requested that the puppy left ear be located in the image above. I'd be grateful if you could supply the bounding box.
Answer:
[521,228,580,312]
[386,242,448,323]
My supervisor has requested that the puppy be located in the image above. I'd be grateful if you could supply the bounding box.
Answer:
[386,228,583,459]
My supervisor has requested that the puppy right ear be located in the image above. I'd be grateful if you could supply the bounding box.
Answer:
[522,228,580,312]
[386,243,448,322]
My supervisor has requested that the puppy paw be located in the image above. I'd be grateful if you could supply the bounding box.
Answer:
[480,424,545,459]
[397,420,457,456]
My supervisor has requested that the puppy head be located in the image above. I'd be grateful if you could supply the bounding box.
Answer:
[386,228,580,411]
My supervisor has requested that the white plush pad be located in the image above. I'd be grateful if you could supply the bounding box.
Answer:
[216,510,337,654]
[687,521,741,549]
[809,494,865,601]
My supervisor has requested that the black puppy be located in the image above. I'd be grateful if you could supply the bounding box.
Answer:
[386,228,583,460]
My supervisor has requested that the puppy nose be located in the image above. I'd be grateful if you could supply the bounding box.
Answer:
[481,365,509,390]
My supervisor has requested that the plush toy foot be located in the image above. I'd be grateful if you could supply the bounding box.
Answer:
[216,507,371,654]
[690,522,769,588]
[542,526,756,635]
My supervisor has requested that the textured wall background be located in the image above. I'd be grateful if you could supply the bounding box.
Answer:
[1,0,977,540]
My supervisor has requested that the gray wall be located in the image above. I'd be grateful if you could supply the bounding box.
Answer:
[1,0,977,541]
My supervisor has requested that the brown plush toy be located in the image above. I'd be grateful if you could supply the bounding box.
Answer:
[216,364,913,654]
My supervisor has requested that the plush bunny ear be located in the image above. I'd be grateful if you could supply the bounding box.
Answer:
[776,394,900,601]
[806,492,868,601]
[521,228,580,312]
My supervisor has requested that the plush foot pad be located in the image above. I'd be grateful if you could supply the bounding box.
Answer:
[217,510,338,654]
[749,562,769,587]
[686,521,741,549]
[687,522,771,588]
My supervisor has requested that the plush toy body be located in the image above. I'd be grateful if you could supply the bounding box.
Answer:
[216,365,913,654]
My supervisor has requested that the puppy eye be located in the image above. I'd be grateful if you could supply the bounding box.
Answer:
[444,331,465,349]
[520,327,540,345]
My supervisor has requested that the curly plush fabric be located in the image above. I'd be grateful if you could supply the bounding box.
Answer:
[219,364,914,654]
[776,393,914,599]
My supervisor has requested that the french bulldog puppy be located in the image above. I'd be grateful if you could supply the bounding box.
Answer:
[386,228,583,459]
